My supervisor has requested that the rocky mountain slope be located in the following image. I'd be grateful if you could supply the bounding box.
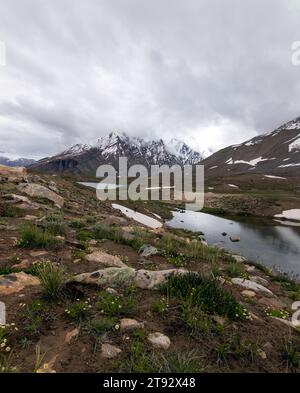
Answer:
[0,152,36,168]
[1,166,300,373]
[202,117,300,178]
[30,132,203,176]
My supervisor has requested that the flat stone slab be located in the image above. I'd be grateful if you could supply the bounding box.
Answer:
[73,267,189,290]
[101,343,122,359]
[147,332,171,350]
[85,251,127,268]
[0,272,40,295]
[232,278,274,297]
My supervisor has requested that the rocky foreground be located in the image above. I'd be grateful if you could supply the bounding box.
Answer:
[0,165,300,373]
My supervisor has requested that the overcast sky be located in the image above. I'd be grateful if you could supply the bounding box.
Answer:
[1,0,300,159]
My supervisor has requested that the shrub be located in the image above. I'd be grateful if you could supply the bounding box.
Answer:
[40,214,66,236]
[96,291,136,317]
[35,262,66,299]
[160,273,248,320]
[282,340,300,370]
[186,241,221,264]
[18,224,63,249]
[65,300,92,322]
[225,263,246,278]
[0,203,23,218]
[22,300,49,336]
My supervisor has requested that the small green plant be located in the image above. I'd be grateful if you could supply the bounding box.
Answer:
[65,299,92,322]
[69,220,85,229]
[87,317,117,351]
[152,298,169,314]
[154,350,203,373]
[225,263,246,278]
[22,300,49,336]
[167,254,187,267]
[9,255,20,263]
[160,273,248,320]
[18,224,63,249]
[181,301,212,334]
[0,204,23,218]
[76,230,94,242]
[282,340,300,370]
[265,308,290,320]
[40,214,66,236]
[215,343,231,367]
[186,241,221,264]
[96,291,136,317]
[35,262,66,299]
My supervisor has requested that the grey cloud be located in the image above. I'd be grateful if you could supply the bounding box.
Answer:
[0,0,300,158]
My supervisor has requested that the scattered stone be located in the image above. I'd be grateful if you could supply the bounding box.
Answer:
[4,194,31,204]
[48,181,58,192]
[222,232,227,236]
[257,349,267,360]
[17,183,64,208]
[105,216,128,227]
[89,239,98,246]
[230,236,241,242]
[73,267,136,288]
[106,288,118,295]
[258,297,285,309]
[120,318,144,332]
[24,215,38,221]
[231,278,274,297]
[249,276,269,286]
[0,165,27,182]
[232,254,246,263]
[263,342,274,353]
[30,250,48,257]
[12,259,31,270]
[101,343,122,359]
[0,272,40,295]
[135,268,188,289]
[212,316,226,326]
[65,328,79,344]
[245,265,256,273]
[242,290,256,298]
[139,245,158,258]
[147,332,171,350]
[85,251,127,268]
[271,317,298,330]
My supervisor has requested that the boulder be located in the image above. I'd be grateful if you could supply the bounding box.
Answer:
[135,268,188,289]
[120,318,144,332]
[17,183,64,208]
[73,267,189,290]
[242,290,256,298]
[139,245,159,258]
[73,267,136,288]
[85,251,127,268]
[0,272,40,295]
[147,332,171,350]
[105,216,128,227]
[232,254,246,263]
[249,276,269,286]
[65,328,79,344]
[230,236,241,242]
[231,278,274,297]
[101,343,122,359]
[0,165,27,182]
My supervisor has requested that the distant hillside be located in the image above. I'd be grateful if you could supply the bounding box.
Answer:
[30,132,204,175]
[201,117,300,178]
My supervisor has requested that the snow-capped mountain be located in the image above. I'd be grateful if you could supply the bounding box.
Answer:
[201,116,300,178]
[30,132,203,175]
[0,152,36,167]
